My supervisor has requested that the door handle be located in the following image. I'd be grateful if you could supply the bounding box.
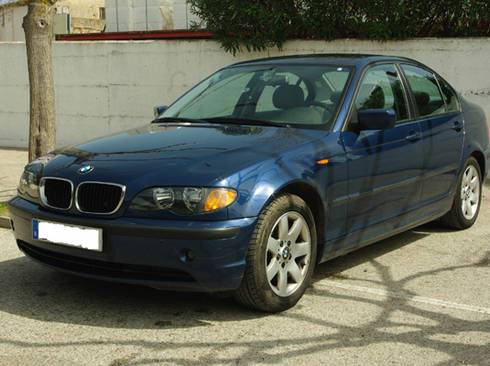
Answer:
[405,131,421,142]
[452,121,462,132]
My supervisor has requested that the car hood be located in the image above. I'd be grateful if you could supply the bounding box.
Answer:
[45,123,324,187]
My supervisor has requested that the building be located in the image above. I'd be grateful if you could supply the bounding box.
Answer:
[0,0,25,41]
[105,0,200,32]
[0,0,105,41]
[56,0,105,34]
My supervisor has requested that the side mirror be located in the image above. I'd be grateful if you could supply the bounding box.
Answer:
[358,109,396,130]
[154,105,168,118]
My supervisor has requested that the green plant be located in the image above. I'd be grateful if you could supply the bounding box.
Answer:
[189,0,489,54]
[0,202,8,217]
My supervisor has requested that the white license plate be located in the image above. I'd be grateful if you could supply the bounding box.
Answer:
[32,219,102,252]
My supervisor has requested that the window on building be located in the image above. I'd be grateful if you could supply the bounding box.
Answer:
[99,7,106,20]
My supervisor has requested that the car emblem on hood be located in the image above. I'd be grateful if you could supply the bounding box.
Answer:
[78,165,94,174]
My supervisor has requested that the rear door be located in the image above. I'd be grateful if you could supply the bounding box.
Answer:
[400,64,464,208]
[341,63,424,245]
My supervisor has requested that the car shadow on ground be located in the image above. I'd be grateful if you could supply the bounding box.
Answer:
[0,221,488,365]
[313,220,458,282]
[0,221,468,328]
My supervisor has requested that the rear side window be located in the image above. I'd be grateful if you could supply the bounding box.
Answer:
[401,65,446,117]
[438,77,460,113]
[355,64,409,121]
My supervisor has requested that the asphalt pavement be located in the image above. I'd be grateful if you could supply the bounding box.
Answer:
[0,147,488,365]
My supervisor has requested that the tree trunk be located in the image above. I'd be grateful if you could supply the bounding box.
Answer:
[22,0,57,162]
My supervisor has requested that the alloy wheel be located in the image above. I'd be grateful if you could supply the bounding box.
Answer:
[265,211,311,297]
[461,164,480,220]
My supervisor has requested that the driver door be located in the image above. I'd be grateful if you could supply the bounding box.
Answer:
[341,63,424,247]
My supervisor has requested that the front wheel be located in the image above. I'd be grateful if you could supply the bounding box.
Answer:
[440,156,482,229]
[234,194,317,312]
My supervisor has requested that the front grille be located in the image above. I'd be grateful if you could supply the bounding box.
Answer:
[18,241,196,282]
[76,182,124,214]
[42,178,72,209]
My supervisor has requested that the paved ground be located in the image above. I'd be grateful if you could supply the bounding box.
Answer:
[0,149,27,202]
[0,166,488,365]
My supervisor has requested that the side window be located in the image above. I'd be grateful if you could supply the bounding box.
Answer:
[355,64,409,121]
[437,77,460,113]
[401,65,446,117]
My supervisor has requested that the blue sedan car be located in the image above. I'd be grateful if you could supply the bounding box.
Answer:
[8,55,489,312]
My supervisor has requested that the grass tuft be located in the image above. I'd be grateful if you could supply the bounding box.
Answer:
[0,202,8,217]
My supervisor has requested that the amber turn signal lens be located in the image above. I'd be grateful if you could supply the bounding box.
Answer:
[204,188,237,212]
[316,159,329,165]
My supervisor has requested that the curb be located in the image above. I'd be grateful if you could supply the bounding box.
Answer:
[0,215,11,229]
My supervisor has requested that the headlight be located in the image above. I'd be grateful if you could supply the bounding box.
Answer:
[129,187,237,215]
[18,168,41,203]
[17,153,56,204]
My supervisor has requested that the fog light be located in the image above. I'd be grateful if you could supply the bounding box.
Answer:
[181,249,196,262]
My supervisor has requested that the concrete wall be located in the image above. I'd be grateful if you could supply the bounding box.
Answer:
[0,38,489,148]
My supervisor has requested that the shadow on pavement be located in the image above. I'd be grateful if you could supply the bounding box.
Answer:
[0,222,444,330]
[0,221,488,365]
[0,253,261,329]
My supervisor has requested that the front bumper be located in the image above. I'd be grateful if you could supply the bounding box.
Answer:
[8,197,257,292]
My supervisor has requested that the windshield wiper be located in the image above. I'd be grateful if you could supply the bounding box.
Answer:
[204,117,290,128]
[153,116,290,128]
[152,117,214,124]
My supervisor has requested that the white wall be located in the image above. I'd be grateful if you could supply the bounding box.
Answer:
[0,38,489,148]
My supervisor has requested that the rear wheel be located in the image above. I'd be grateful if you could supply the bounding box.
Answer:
[440,157,482,229]
[234,194,317,312]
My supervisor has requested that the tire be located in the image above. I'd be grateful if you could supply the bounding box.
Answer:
[440,156,483,229]
[234,194,317,312]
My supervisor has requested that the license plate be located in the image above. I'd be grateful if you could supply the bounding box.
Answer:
[32,219,102,252]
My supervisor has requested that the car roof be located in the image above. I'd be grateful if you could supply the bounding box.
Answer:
[229,54,421,68]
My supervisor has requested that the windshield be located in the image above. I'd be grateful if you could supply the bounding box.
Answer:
[159,64,352,129]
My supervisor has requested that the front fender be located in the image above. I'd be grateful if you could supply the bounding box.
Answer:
[226,162,325,219]
[222,133,346,219]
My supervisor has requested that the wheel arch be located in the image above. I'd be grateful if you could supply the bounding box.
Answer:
[268,181,326,263]
[471,150,486,178]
